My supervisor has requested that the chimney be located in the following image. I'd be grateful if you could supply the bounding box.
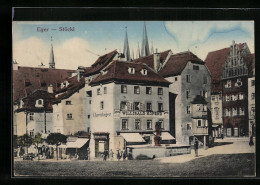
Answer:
[48,84,53,93]
[77,66,86,82]
[13,60,18,70]
[153,49,160,72]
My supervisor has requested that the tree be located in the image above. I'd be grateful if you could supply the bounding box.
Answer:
[33,133,44,160]
[46,133,67,160]
[16,134,33,154]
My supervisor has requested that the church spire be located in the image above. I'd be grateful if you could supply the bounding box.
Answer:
[141,22,150,57]
[132,48,135,60]
[123,26,130,61]
[49,37,55,69]
[137,42,141,58]
[151,41,154,54]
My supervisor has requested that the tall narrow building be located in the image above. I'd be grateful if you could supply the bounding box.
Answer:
[141,22,150,57]
[123,27,130,61]
[49,37,55,69]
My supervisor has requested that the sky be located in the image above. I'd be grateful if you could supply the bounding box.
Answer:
[12,21,254,70]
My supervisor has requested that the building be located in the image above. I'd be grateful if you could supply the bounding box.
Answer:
[158,51,211,146]
[248,54,255,137]
[221,41,254,137]
[87,60,172,159]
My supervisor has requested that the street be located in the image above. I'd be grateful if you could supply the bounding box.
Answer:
[14,138,255,177]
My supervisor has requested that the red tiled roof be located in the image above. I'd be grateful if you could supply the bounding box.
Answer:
[84,50,118,76]
[13,67,75,103]
[132,50,171,69]
[158,51,204,78]
[16,90,55,112]
[89,61,170,86]
[204,43,251,93]
[53,75,85,103]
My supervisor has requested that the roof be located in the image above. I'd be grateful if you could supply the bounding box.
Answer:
[204,43,252,93]
[153,132,175,140]
[52,75,85,104]
[132,50,171,69]
[158,51,204,78]
[15,89,55,112]
[191,95,207,104]
[120,133,145,143]
[89,60,171,87]
[84,50,118,76]
[13,67,75,103]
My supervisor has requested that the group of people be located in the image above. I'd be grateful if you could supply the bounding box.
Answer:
[102,149,130,161]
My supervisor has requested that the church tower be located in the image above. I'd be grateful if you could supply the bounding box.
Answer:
[123,27,130,61]
[141,22,150,57]
[49,37,55,69]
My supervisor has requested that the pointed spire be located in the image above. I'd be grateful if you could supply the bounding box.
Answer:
[49,36,55,69]
[123,26,130,61]
[132,48,135,60]
[141,22,150,57]
[137,42,141,58]
[151,41,154,54]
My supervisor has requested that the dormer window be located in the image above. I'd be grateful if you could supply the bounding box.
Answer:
[128,67,135,74]
[141,69,148,75]
[35,99,44,107]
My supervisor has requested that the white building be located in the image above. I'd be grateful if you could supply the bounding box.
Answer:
[86,60,172,159]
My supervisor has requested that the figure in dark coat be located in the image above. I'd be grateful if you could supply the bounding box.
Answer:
[249,136,254,147]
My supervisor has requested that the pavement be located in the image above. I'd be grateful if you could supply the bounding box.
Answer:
[155,137,255,163]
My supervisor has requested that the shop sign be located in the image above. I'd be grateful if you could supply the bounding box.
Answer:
[93,112,111,117]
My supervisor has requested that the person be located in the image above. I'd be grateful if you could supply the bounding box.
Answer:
[109,149,114,161]
[117,150,121,161]
[221,133,224,140]
[194,138,199,157]
[249,136,254,147]
[87,148,90,160]
[103,150,108,161]
[123,149,127,160]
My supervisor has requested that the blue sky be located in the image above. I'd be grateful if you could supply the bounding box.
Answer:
[13,21,254,70]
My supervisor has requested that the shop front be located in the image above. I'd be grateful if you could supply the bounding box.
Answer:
[93,132,109,158]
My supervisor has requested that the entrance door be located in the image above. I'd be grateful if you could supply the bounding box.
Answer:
[234,128,239,137]
[227,128,232,137]
[95,140,99,157]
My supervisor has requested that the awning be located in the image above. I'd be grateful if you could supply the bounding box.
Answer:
[66,138,89,148]
[154,132,175,140]
[120,133,145,143]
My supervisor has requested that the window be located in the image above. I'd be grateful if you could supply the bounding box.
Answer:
[251,80,255,86]
[187,123,191,130]
[134,102,140,111]
[239,94,244,100]
[251,107,255,116]
[89,100,91,104]
[225,108,231,117]
[134,86,140,94]
[121,85,127,93]
[158,88,163,95]
[97,88,101,95]
[197,120,202,127]
[120,101,127,110]
[251,93,255,100]
[158,103,163,112]
[67,113,72,119]
[135,119,141,130]
[226,95,230,101]
[214,107,219,119]
[201,90,207,98]
[30,130,34,137]
[196,105,201,112]
[128,67,135,74]
[175,77,178,81]
[186,90,190,99]
[203,75,207,84]
[146,87,152,95]
[225,80,231,88]
[239,107,245,115]
[146,102,152,111]
[212,96,215,101]
[100,101,104,110]
[122,119,128,130]
[38,100,42,105]
[203,105,207,112]
[233,108,237,116]
[187,106,191,114]
[104,87,107,94]
[29,113,34,121]
[147,120,152,130]
[186,75,191,83]
[141,69,148,75]
[88,115,90,119]
[66,101,71,105]
[193,65,199,70]
[204,120,208,127]
[158,120,164,129]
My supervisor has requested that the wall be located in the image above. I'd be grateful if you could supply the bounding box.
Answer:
[13,111,26,136]
[27,112,53,135]
[52,103,64,134]
[248,76,255,136]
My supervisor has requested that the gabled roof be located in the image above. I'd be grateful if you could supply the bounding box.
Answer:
[16,90,55,112]
[53,75,85,104]
[204,43,251,93]
[84,50,118,76]
[13,67,75,103]
[158,51,204,78]
[89,60,170,87]
[132,50,171,69]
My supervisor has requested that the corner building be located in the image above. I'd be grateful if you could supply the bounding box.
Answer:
[88,61,171,159]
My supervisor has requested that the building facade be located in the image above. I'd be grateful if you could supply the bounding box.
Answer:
[87,61,172,159]
[248,55,255,137]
